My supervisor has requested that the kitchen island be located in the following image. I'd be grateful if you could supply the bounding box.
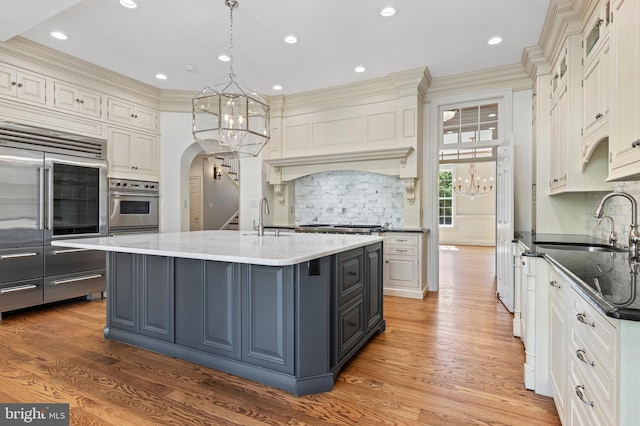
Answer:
[52,230,385,396]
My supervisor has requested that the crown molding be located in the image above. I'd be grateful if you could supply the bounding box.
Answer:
[158,90,197,112]
[0,37,161,107]
[522,45,552,80]
[426,64,532,101]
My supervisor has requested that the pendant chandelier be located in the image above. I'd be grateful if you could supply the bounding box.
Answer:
[192,0,270,157]
[454,163,494,200]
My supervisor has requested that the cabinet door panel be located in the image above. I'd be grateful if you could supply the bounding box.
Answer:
[385,255,419,289]
[108,252,137,332]
[134,133,157,176]
[107,98,135,126]
[242,264,294,374]
[140,255,173,342]
[16,71,46,104]
[174,259,241,359]
[108,128,134,172]
[336,248,364,306]
[337,297,365,362]
[0,64,17,97]
[53,83,78,113]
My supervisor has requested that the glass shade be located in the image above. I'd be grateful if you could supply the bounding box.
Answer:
[193,81,270,157]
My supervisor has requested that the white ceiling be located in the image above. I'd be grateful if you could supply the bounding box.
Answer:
[3,0,551,96]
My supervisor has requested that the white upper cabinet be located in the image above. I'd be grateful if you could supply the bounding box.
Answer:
[107,98,158,132]
[0,63,47,105]
[53,81,103,118]
[608,0,640,180]
[582,0,611,159]
[107,127,159,181]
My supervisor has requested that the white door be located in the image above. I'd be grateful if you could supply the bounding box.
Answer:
[496,137,515,312]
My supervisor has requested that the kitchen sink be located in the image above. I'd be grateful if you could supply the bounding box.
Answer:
[534,243,627,253]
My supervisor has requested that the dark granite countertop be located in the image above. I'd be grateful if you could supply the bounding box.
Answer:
[515,232,640,321]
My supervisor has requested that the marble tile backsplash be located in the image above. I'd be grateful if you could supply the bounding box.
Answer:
[585,181,640,243]
[294,170,404,227]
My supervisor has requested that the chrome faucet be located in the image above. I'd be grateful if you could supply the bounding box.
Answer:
[253,197,270,236]
[594,191,640,257]
[597,215,618,246]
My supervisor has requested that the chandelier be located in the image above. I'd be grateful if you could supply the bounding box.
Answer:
[192,0,270,157]
[454,163,494,200]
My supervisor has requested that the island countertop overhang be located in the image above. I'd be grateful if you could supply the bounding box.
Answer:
[51,230,384,266]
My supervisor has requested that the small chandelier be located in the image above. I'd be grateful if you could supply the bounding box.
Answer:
[454,163,494,200]
[192,0,270,157]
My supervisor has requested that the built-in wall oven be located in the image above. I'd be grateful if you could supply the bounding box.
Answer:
[108,178,159,235]
[0,121,108,319]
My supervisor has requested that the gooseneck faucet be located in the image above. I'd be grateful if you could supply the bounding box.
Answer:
[594,191,640,257]
[254,197,270,236]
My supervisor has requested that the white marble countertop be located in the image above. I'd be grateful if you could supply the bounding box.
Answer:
[52,230,383,266]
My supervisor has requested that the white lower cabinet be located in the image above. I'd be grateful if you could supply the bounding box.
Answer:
[382,232,427,299]
[549,268,568,425]
[547,263,640,425]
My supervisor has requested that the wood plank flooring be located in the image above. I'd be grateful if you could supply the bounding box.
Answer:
[0,245,560,425]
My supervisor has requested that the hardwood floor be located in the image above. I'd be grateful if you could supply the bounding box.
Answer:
[0,245,560,425]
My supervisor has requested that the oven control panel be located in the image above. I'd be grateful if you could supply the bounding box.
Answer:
[109,178,159,192]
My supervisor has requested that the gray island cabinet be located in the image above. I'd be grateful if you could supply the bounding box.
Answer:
[52,230,385,395]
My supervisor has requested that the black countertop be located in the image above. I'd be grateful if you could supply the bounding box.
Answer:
[516,232,640,321]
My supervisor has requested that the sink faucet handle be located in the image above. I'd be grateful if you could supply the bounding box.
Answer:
[598,215,618,246]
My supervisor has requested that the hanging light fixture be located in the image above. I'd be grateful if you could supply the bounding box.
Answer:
[192,0,270,157]
[453,163,494,200]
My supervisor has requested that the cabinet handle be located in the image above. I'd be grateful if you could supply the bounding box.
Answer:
[10,81,17,86]
[347,321,358,327]
[575,385,594,407]
[595,113,603,119]
[576,349,595,367]
[553,178,559,183]
[0,283,37,294]
[596,18,604,27]
[53,248,91,255]
[550,280,561,288]
[576,312,596,328]
[632,140,640,148]
[396,239,408,242]
[17,83,23,88]
[0,252,38,260]
[347,271,357,277]
[395,249,408,253]
[385,260,389,263]
[51,274,102,286]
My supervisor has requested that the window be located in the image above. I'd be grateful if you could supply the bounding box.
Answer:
[442,102,499,145]
[438,169,454,226]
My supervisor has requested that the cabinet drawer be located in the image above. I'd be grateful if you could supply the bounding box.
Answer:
[0,247,43,284]
[570,326,615,418]
[385,234,419,246]
[336,248,364,306]
[569,354,615,426]
[570,289,617,372]
[385,245,418,256]
[0,279,43,313]
[44,270,105,303]
[45,246,106,276]
[337,297,365,362]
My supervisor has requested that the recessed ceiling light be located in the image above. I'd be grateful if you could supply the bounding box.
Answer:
[354,66,366,73]
[155,74,168,80]
[273,85,283,91]
[50,31,67,40]
[218,54,230,62]
[284,35,298,44]
[488,36,503,45]
[120,0,138,9]
[380,7,396,17]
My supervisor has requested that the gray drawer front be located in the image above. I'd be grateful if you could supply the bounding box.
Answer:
[0,247,43,284]
[336,248,364,306]
[337,297,365,362]
[0,279,43,313]
[45,246,106,276]
[44,269,105,303]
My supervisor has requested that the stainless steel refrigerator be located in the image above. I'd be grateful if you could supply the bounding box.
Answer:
[0,122,108,319]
